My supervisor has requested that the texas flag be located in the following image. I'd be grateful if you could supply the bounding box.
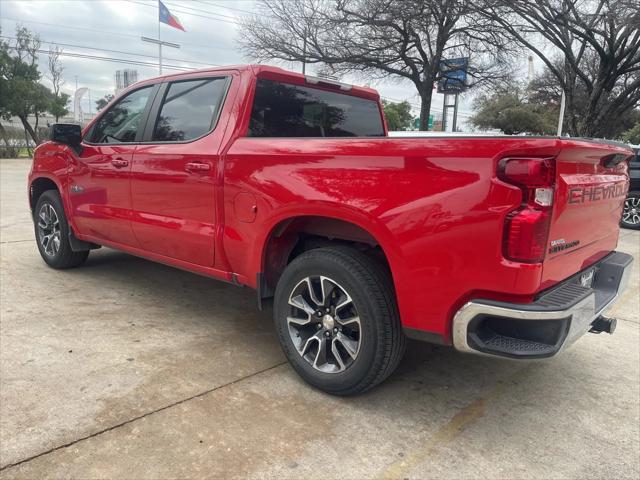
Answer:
[159,0,185,31]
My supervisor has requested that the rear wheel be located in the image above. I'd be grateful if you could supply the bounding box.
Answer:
[34,190,89,268]
[273,246,405,395]
[621,191,640,230]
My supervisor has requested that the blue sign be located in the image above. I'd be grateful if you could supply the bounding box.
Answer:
[437,57,469,93]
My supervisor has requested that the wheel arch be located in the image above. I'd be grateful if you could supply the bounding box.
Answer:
[29,174,80,237]
[29,176,62,212]
[256,212,402,306]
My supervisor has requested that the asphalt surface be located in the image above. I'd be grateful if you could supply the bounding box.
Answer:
[1,158,638,479]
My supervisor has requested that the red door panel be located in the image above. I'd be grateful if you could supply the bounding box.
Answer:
[69,83,157,247]
[130,147,217,266]
[68,145,138,246]
[129,75,234,266]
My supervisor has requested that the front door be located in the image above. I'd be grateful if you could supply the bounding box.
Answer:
[130,76,230,266]
[68,85,157,246]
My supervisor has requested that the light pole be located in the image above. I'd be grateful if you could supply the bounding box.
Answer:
[557,90,566,136]
[141,36,180,75]
[302,36,307,75]
[517,26,569,135]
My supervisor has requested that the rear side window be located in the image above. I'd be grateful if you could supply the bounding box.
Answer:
[152,78,227,142]
[248,79,384,137]
[90,86,153,143]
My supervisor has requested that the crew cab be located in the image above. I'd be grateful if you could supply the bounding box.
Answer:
[29,65,634,395]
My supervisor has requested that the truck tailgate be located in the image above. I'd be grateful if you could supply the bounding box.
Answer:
[541,140,631,289]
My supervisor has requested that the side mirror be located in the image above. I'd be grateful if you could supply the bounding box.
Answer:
[50,123,82,147]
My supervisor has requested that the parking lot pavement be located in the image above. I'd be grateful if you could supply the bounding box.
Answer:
[1,158,638,479]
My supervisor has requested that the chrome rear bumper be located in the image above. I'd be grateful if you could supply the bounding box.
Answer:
[452,251,633,358]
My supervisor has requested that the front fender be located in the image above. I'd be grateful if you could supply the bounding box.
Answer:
[29,143,76,229]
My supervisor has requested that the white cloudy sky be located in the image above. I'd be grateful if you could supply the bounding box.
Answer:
[1,0,535,127]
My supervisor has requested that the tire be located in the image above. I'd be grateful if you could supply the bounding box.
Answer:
[34,190,89,269]
[621,191,640,230]
[273,246,405,395]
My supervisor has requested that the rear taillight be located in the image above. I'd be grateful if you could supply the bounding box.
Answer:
[498,157,555,263]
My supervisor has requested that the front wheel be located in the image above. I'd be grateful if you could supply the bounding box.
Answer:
[34,190,89,269]
[273,246,405,395]
[621,191,640,230]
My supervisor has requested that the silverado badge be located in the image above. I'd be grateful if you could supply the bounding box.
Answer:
[549,238,580,254]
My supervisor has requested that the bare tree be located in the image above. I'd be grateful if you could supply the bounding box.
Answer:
[12,25,40,65]
[483,0,640,137]
[240,0,513,130]
[47,45,64,97]
[47,45,68,121]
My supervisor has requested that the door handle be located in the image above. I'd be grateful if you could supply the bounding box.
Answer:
[185,162,211,173]
[111,158,129,168]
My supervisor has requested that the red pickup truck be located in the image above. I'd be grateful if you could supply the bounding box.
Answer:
[29,65,634,395]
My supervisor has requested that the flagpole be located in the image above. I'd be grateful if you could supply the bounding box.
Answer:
[142,1,180,74]
[158,4,162,75]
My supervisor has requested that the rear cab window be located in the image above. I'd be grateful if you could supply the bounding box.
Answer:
[248,79,384,137]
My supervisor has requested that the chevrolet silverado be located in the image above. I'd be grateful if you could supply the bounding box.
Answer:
[29,65,634,395]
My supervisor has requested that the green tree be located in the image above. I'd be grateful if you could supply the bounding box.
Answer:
[623,122,640,145]
[48,91,70,122]
[95,94,114,111]
[382,100,413,131]
[0,36,10,147]
[470,80,556,135]
[0,26,56,145]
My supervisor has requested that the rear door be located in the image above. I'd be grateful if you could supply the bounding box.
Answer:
[69,84,157,246]
[541,139,632,288]
[130,75,231,266]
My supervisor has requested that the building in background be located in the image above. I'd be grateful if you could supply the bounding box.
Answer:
[115,69,139,94]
